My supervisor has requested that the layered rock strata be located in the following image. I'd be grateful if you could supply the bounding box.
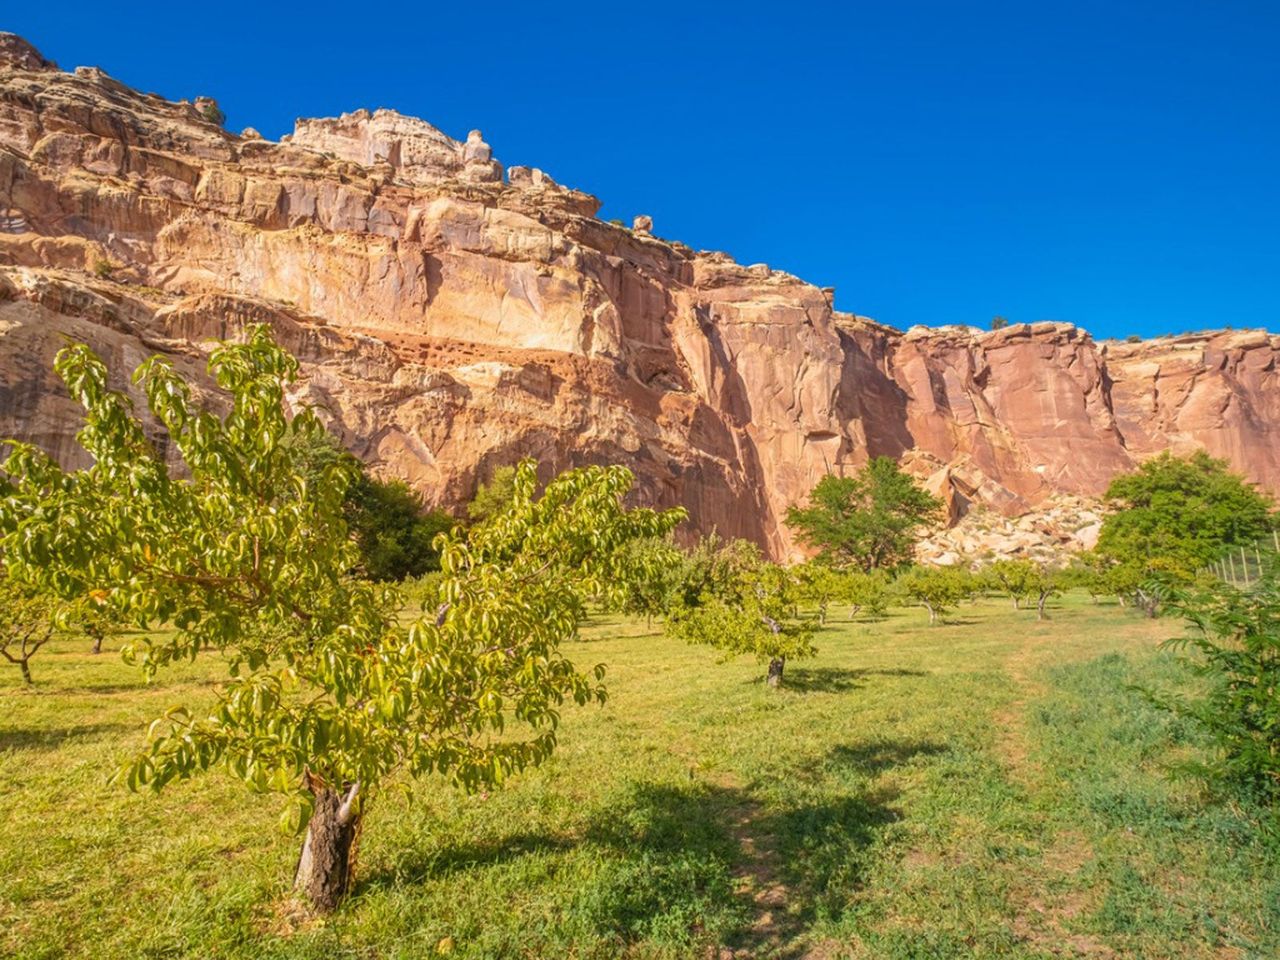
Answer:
[1,34,1276,558]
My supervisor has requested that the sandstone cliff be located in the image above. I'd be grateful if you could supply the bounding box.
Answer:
[1,34,1276,558]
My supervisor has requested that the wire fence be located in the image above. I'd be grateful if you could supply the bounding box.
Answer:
[1206,530,1280,588]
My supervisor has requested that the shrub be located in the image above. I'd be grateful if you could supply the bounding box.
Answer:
[1147,556,1280,800]
[196,98,226,127]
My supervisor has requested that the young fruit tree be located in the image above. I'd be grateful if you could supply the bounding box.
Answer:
[0,569,57,685]
[666,542,815,687]
[785,457,942,572]
[611,535,687,626]
[983,559,1037,610]
[794,561,843,625]
[844,569,892,620]
[69,592,126,655]
[983,559,1061,620]
[0,327,683,912]
[896,565,975,625]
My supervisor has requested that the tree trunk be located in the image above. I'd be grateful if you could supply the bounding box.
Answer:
[294,782,361,913]
[766,657,785,688]
[849,604,861,621]
[90,634,103,655]
[19,658,33,685]
[1036,592,1049,621]
[818,602,827,626]
[1012,596,1020,610]
[925,602,937,625]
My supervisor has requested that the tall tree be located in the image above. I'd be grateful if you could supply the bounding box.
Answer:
[0,328,683,911]
[786,458,942,571]
[286,430,456,581]
[468,465,518,524]
[1098,451,1275,572]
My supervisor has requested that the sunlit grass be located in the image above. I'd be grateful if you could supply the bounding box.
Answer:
[2,593,1277,958]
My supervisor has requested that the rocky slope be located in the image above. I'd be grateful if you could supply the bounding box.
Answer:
[1,34,1277,558]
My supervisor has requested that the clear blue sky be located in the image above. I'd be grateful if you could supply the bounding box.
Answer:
[9,2,1279,338]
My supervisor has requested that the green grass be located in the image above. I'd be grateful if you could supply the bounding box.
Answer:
[2,593,1278,958]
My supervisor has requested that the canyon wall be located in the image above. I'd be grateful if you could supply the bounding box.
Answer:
[1,34,1277,558]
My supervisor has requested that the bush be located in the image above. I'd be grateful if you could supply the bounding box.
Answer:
[196,98,226,127]
[1148,555,1280,799]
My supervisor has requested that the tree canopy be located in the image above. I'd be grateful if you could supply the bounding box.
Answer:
[1097,451,1275,572]
[785,458,942,571]
[286,430,455,581]
[468,465,518,524]
[0,327,683,910]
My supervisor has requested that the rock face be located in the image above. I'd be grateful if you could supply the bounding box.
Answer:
[0,35,1277,558]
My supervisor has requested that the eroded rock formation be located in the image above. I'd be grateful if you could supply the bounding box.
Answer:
[1,34,1276,558]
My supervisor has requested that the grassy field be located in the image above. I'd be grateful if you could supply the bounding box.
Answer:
[2,593,1278,959]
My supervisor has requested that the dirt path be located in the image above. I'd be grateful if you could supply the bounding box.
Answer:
[993,630,1115,958]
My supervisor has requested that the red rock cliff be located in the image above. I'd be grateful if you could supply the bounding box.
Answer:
[1,35,1276,557]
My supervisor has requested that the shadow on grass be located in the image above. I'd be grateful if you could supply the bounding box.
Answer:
[362,830,577,889]
[356,736,938,956]
[827,738,949,776]
[781,666,928,693]
[0,721,131,752]
[53,677,223,697]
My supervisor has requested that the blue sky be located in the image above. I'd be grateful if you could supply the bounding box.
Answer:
[10,2,1278,338]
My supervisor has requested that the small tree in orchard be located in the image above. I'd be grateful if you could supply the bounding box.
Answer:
[786,458,942,571]
[612,535,686,626]
[667,541,815,687]
[983,559,1061,620]
[69,592,126,654]
[1026,564,1062,621]
[844,568,892,620]
[896,565,975,625]
[984,559,1037,610]
[0,569,57,685]
[665,533,762,612]
[0,328,683,912]
[794,561,843,624]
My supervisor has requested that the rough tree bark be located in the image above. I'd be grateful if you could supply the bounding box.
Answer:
[294,778,361,913]
[767,656,785,688]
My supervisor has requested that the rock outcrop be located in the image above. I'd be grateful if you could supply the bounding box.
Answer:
[1,35,1277,558]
